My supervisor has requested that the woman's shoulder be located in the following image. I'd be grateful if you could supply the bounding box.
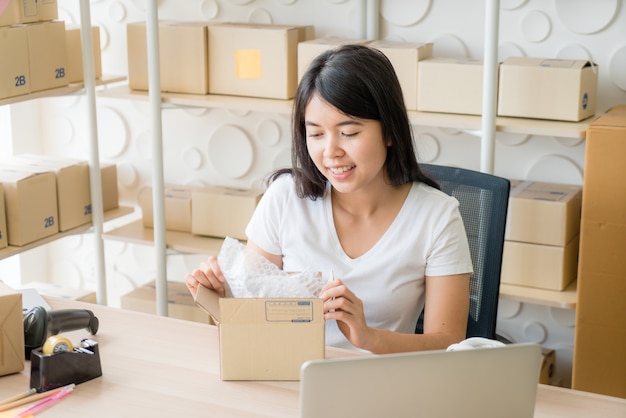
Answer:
[411,181,459,209]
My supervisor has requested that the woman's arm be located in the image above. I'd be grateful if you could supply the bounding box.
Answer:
[321,273,470,354]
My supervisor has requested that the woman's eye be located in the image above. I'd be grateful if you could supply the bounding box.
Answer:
[342,132,358,138]
[307,132,322,138]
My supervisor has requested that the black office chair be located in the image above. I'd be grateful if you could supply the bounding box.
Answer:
[415,164,510,340]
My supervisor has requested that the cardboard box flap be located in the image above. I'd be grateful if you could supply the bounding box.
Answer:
[589,114,626,128]
[194,285,222,323]
[502,57,596,70]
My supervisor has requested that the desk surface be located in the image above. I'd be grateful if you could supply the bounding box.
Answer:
[2,298,625,417]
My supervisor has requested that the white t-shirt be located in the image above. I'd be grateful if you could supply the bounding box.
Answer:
[245,174,473,350]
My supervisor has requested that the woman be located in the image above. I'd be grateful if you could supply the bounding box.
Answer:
[186,44,472,354]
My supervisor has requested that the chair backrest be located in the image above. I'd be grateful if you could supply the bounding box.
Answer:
[415,164,510,339]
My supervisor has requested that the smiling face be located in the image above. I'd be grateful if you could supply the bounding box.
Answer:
[305,93,390,196]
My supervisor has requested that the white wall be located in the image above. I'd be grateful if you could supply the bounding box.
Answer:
[2,0,625,388]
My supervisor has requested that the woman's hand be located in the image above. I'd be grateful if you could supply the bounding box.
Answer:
[184,255,227,298]
[320,277,373,350]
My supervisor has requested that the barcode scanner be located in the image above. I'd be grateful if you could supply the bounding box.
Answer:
[23,306,99,359]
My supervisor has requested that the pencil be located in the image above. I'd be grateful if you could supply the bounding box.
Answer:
[0,386,64,412]
[13,384,74,418]
[0,388,35,406]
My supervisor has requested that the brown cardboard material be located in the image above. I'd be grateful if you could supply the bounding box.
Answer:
[122,280,212,324]
[191,186,263,241]
[368,40,433,111]
[0,282,25,376]
[540,348,555,385]
[25,20,68,92]
[501,235,579,291]
[101,162,119,212]
[0,183,6,249]
[194,285,324,381]
[497,57,598,121]
[65,25,102,83]
[0,25,30,100]
[0,169,58,246]
[297,36,371,81]
[417,57,485,115]
[4,154,91,231]
[139,185,194,232]
[0,0,58,26]
[127,21,209,94]
[505,180,582,246]
[208,22,315,99]
[572,105,626,398]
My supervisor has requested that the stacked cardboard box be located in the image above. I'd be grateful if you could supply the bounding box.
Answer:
[0,282,24,376]
[572,105,626,398]
[501,180,582,291]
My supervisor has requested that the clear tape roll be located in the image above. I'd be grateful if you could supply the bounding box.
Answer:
[42,335,74,355]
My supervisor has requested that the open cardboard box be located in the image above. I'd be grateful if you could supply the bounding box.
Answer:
[194,284,324,381]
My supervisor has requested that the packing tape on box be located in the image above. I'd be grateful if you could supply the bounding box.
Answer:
[42,336,74,355]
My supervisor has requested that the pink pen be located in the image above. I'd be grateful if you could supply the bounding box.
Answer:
[13,384,75,418]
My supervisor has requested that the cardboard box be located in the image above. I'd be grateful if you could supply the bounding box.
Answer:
[367,41,432,111]
[4,154,91,231]
[501,235,579,290]
[191,186,263,240]
[417,57,485,115]
[0,0,58,26]
[0,169,58,246]
[497,57,598,121]
[101,162,119,212]
[540,348,555,385]
[121,280,212,324]
[0,25,30,100]
[572,105,626,398]
[127,21,209,94]
[297,36,370,81]
[27,282,96,303]
[194,284,324,380]
[65,25,102,83]
[505,180,582,246]
[139,185,194,232]
[25,20,68,92]
[208,22,314,99]
[0,183,7,249]
[0,282,25,377]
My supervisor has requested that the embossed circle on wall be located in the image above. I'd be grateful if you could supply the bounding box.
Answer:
[272,148,292,170]
[47,116,74,148]
[496,132,530,147]
[431,33,469,58]
[135,129,153,161]
[526,154,583,184]
[549,307,576,328]
[256,119,281,147]
[498,41,526,61]
[51,260,82,288]
[521,10,551,43]
[609,45,626,91]
[208,125,254,179]
[498,299,522,319]
[556,43,594,62]
[415,132,440,162]
[228,0,253,5]
[248,8,272,24]
[108,2,126,22]
[501,0,527,10]
[522,321,547,344]
[200,0,220,19]
[117,161,140,189]
[95,20,110,50]
[97,107,129,158]
[131,245,157,272]
[182,146,204,170]
[555,0,619,34]
[381,0,431,27]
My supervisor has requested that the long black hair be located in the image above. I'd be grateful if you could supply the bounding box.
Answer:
[270,43,439,198]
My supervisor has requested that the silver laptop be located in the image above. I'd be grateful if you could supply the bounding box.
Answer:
[300,343,542,418]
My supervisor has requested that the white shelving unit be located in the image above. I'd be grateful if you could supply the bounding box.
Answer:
[106,1,593,314]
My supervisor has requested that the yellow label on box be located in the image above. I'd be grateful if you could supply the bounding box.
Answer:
[235,49,262,79]
[265,300,314,322]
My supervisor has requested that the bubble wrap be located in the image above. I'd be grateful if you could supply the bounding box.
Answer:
[217,237,325,298]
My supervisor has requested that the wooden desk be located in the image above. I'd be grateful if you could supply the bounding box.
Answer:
[1,298,625,417]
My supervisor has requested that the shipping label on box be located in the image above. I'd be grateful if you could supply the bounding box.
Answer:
[417,57,485,115]
[4,154,91,231]
[501,235,579,291]
[65,25,102,84]
[25,20,68,92]
[191,186,263,240]
[122,280,212,324]
[194,285,324,380]
[0,183,6,249]
[297,36,370,82]
[505,180,582,246]
[139,184,194,232]
[497,57,598,121]
[0,25,30,100]
[0,169,58,246]
[127,21,209,94]
[209,23,314,99]
[368,40,433,111]
[0,282,25,376]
